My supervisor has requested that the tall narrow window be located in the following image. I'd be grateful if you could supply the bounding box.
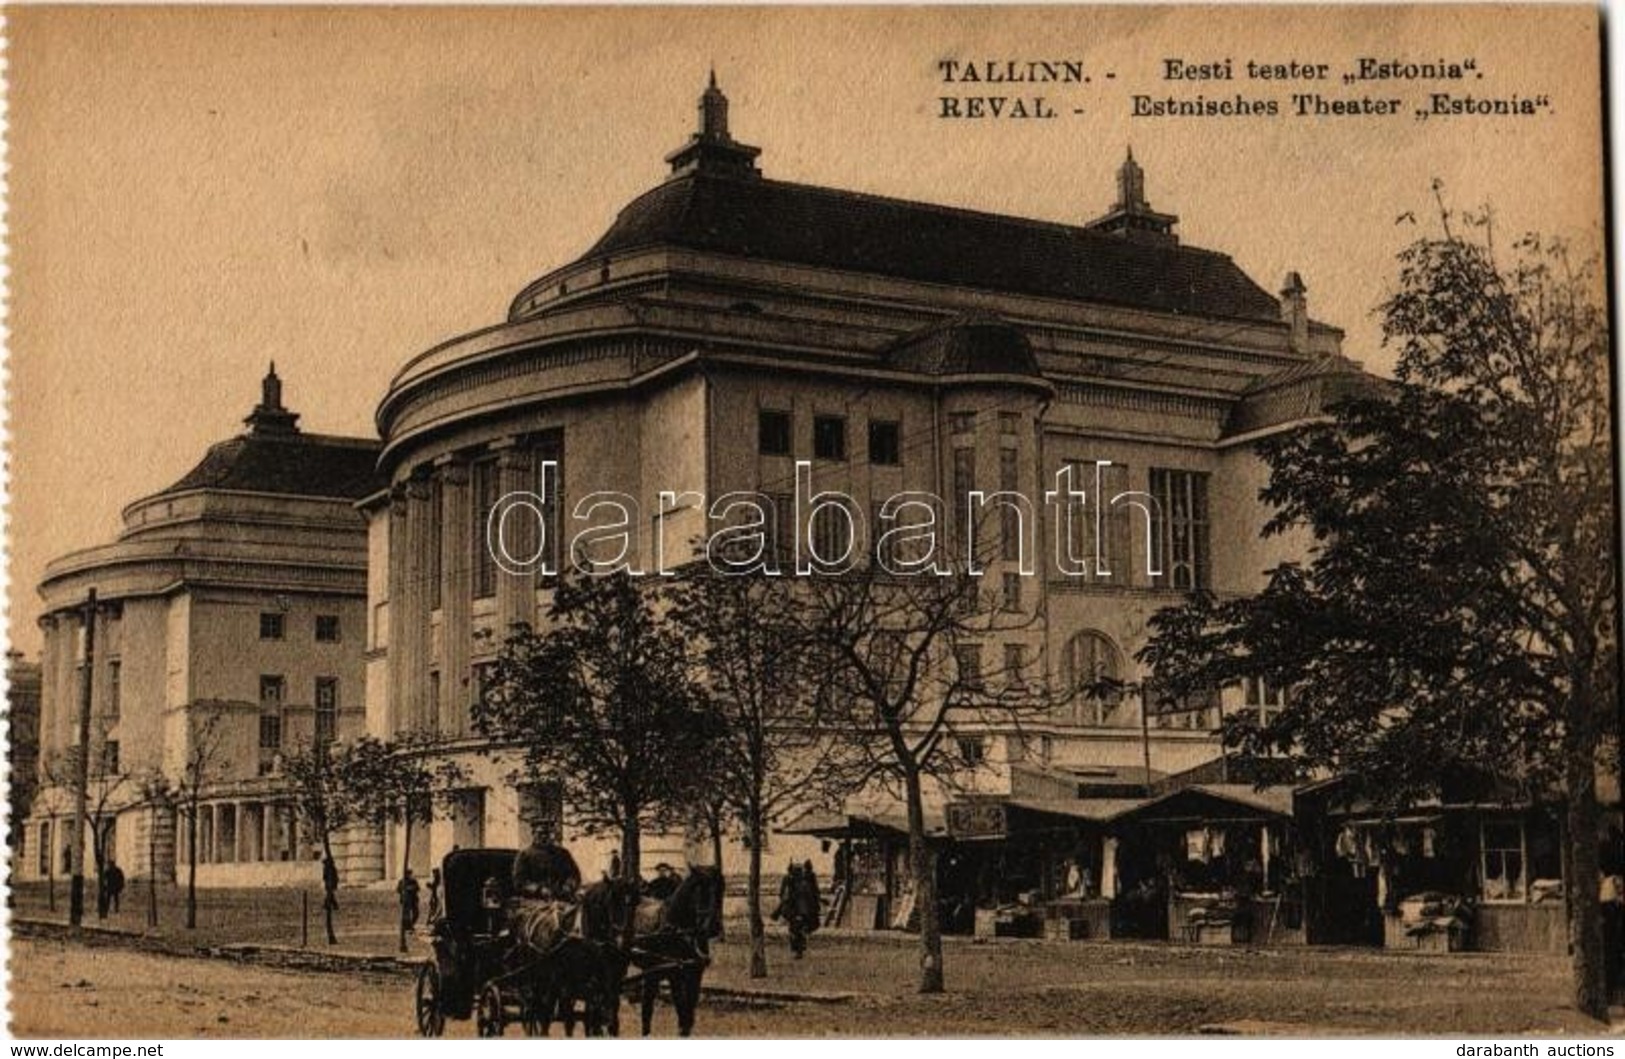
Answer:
[1063,631,1126,727]
[258,675,285,775]
[1149,468,1210,590]
[472,458,499,599]
[107,659,121,720]
[534,431,565,578]
[769,492,796,568]
[1242,676,1286,725]
[1065,461,1133,583]
[954,644,984,691]
[999,447,1021,560]
[953,446,976,555]
[314,678,339,746]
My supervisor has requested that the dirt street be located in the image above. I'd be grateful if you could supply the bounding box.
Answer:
[9,932,1612,1038]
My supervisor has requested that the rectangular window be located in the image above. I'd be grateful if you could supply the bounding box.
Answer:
[259,612,285,640]
[258,712,282,751]
[868,420,901,466]
[957,736,987,766]
[1004,643,1028,686]
[758,410,792,456]
[1149,468,1210,590]
[813,415,847,461]
[101,740,119,775]
[1243,676,1287,725]
[107,659,121,720]
[949,411,976,435]
[38,822,49,876]
[315,615,341,643]
[1002,572,1023,611]
[472,458,499,599]
[998,411,1020,435]
[1481,821,1527,902]
[519,782,565,844]
[315,678,339,746]
[954,644,984,691]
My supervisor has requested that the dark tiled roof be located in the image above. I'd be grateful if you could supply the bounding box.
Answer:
[885,314,1045,378]
[160,432,383,501]
[573,172,1283,323]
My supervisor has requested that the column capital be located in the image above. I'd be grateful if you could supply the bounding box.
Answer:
[435,453,471,486]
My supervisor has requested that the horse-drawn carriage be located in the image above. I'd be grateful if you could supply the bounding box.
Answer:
[413,847,719,1038]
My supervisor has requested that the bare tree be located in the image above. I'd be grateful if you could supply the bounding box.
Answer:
[170,709,228,930]
[796,562,1054,993]
[669,569,848,978]
[40,748,130,920]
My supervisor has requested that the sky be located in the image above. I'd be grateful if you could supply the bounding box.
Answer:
[4,5,1606,656]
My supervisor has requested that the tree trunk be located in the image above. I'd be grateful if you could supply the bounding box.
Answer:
[322,830,338,947]
[903,767,944,994]
[747,818,767,978]
[620,821,641,949]
[185,803,198,930]
[399,815,413,954]
[709,808,726,941]
[1564,716,1608,1021]
[92,819,109,920]
[147,804,159,929]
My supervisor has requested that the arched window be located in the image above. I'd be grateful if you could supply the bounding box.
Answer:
[1061,631,1131,727]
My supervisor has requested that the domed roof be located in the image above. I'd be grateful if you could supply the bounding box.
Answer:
[153,366,382,502]
[526,168,1282,325]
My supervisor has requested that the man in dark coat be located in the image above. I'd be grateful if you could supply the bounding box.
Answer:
[776,862,822,958]
[644,862,682,901]
[397,868,422,933]
[105,863,126,914]
[510,828,582,955]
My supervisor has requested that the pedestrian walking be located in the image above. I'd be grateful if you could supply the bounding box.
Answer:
[105,862,126,914]
[322,853,340,912]
[398,867,422,934]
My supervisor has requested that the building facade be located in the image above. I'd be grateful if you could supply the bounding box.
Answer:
[365,77,1365,888]
[8,651,43,861]
[23,368,380,886]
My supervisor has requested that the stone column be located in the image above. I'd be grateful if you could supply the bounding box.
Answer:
[393,476,435,733]
[386,488,410,735]
[494,441,537,635]
[437,457,473,735]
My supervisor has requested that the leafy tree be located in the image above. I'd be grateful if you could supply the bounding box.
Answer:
[348,734,466,952]
[668,569,845,978]
[796,563,1053,994]
[473,569,719,939]
[1139,205,1615,1018]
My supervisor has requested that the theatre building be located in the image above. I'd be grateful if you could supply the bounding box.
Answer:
[365,76,1366,909]
[22,369,379,887]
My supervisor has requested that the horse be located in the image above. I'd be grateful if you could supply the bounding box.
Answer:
[536,875,640,1037]
[627,866,721,1038]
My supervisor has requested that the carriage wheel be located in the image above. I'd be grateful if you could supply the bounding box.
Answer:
[476,984,507,1038]
[414,963,446,1038]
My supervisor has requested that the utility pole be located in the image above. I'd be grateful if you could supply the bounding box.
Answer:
[68,588,96,927]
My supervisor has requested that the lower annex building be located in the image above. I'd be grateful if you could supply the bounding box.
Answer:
[22,369,381,887]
